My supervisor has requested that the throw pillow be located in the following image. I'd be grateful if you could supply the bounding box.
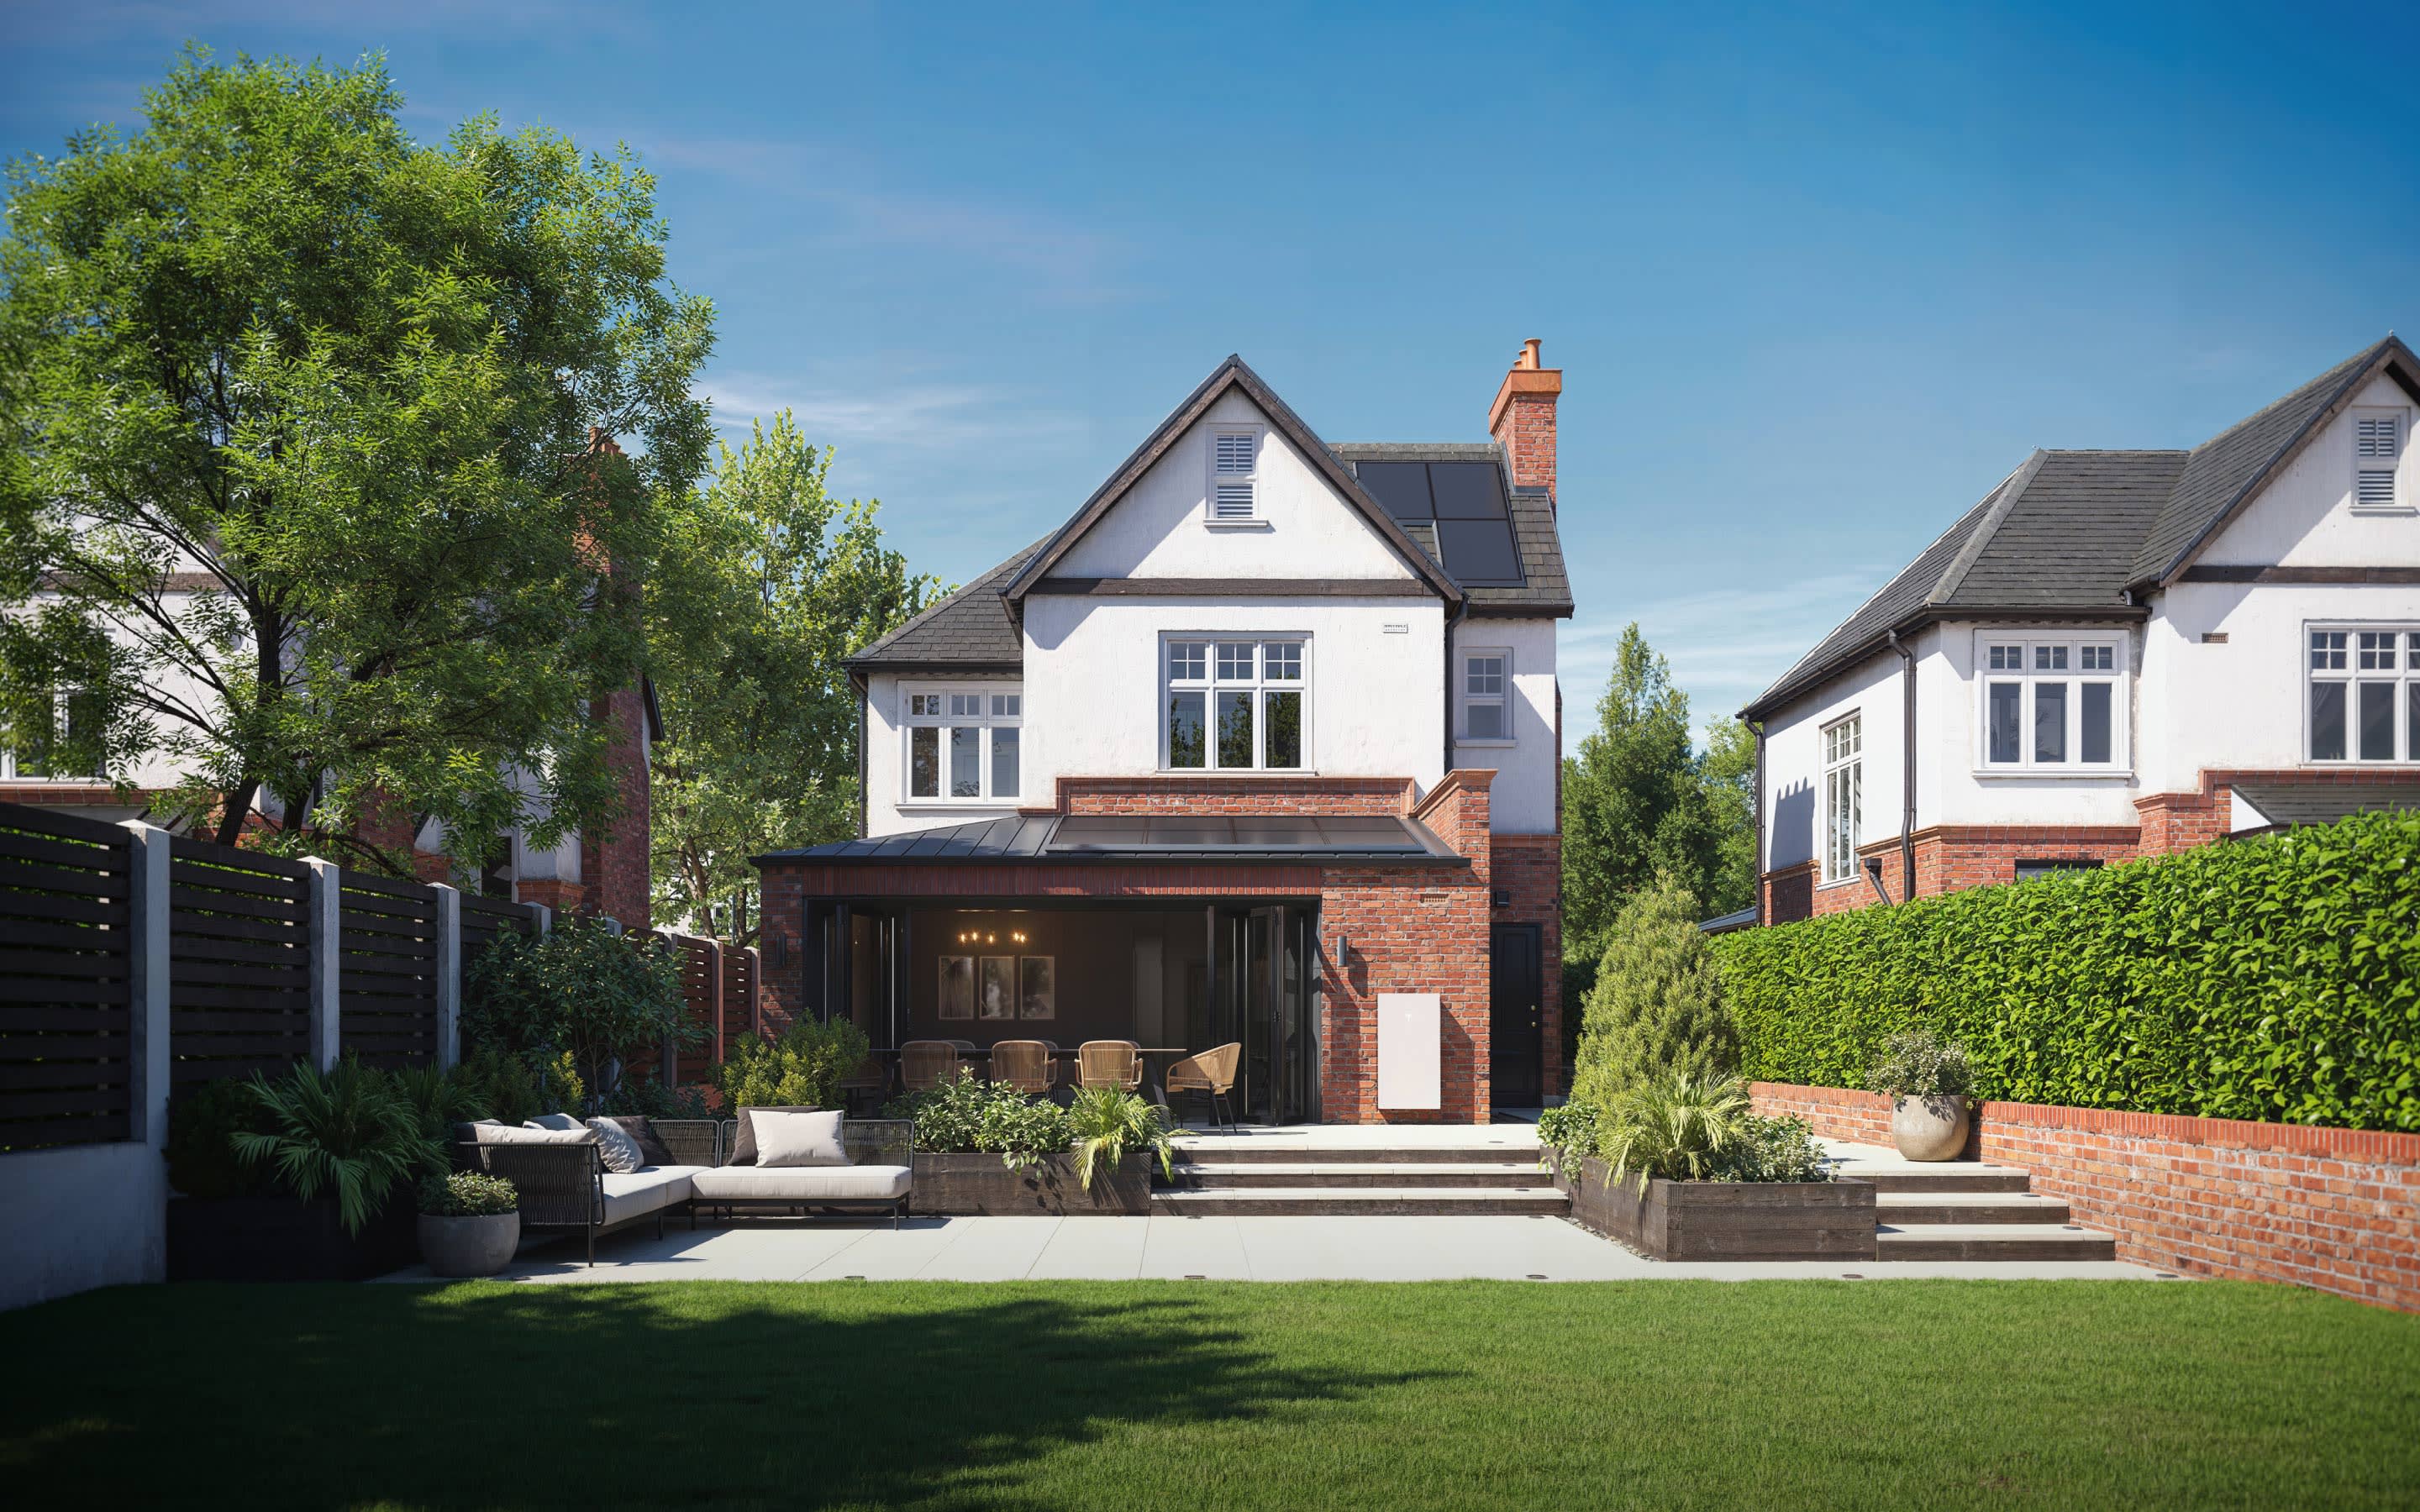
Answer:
[587,1118,644,1173]
[729,1104,823,1166]
[471,1124,595,1146]
[606,1116,678,1168]
[526,1113,586,1132]
[750,1109,849,1168]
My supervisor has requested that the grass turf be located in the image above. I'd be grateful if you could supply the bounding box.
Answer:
[1,1279,2413,1510]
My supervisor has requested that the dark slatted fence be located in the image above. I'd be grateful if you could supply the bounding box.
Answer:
[337,870,440,1069]
[459,894,539,966]
[167,835,311,1086]
[0,803,135,1150]
[722,944,762,1045]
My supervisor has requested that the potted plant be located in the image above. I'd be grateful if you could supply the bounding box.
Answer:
[1870,1027,1974,1161]
[418,1171,522,1278]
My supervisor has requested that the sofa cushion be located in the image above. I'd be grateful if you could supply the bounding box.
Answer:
[690,1164,912,1202]
[750,1109,848,1168]
[598,1167,706,1226]
[587,1118,645,1174]
[472,1124,596,1146]
[526,1113,587,1132]
[604,1116,678,1168]
[729,1105,823,1166]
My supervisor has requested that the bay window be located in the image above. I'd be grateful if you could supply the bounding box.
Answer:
[1165,635,1307,770]
[1976,633,2128,773]
[902,686,1021,802]
[2308,626,2420,764]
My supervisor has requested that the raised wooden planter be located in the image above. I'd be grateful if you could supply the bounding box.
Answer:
[912,1152,1151,1216]
[166,1193,419,1281]
[1553,1155,1875,1261]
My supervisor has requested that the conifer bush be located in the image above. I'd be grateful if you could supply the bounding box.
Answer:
[1570,875,1740,1110]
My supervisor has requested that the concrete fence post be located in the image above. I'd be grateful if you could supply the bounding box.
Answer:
[118,821,171,1153]
[529,902,552,937]
[431,882,461,1069]
[304,858,342,1072]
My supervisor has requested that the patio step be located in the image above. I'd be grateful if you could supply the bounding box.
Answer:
[1167,1161,1545,1190]
[1876,1222,2118,1262]
[1829,1162,2033,1194]
[1152,1185,1570,1216]
[1873,1189,2071,1226]
[1170,1143,1538,1166]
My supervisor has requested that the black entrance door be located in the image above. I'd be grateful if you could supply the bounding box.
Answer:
[1489,924,1544,1110]
[1223,906,1315,1125]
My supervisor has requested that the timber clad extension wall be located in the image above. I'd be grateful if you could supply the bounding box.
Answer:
[0,806,137,1151]
[1753,1082,2420,1312]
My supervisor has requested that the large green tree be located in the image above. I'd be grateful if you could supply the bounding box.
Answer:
[648,414,938,941]
[1699,714,1760,916]
[0,50,713,868]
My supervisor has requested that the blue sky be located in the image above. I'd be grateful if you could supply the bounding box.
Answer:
[6,2,2416,731]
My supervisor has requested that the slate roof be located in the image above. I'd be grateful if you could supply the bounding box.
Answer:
[1743,336,2420,721]
[2229,782,2420,834]
[1330,443,1576,616]
[848,538,1044,671]
[755,812,1463,866]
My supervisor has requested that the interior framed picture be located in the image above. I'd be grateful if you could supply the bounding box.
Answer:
[979,956,1017,1020]
[1019,956,1055,1020]
[938,955,975,1021]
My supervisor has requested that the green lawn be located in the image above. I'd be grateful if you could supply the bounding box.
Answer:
[3,1280,2413,1510]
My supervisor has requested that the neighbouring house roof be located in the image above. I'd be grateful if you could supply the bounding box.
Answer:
[2228,781,2420,835]
[1697,905,1759,934]
[1330,444,1575,617]
[1741,336,2420,722]
[847,539,1045,672]
[755,812,1463,867]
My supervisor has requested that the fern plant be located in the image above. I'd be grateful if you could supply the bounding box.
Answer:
[1065,1086,1175,1191]
[229,1058,429,1235]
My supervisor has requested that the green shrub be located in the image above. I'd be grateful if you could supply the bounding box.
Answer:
[420,1170,518,1217]
[1570,877,1738,1110]
[1534,1103,1598,1168]
[1592,1072,1751,1191]
[1869,1028,1972,1100]
[1714,810,2420,1131]
[229,1058,430,1235]
[461,919,699,1109]
[1065,1086,1175,1190]
[1715,1114,1829,1184]
[165,1076,278,1199]
[884,1071,1073,1170]
[716,1017,870,1113]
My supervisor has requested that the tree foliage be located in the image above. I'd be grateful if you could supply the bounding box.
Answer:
[460,918,700,1110]
[0,49,713,868]
[1570,875,1739,1110]
[647,414,938,937]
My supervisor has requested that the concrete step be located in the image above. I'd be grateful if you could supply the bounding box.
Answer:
[1832,1163,2033,1194]
[1167,1161,1545,1189]
[1875,1189,2070,1226]
[1151,1186,1571,1217]
[1170,1144,1537,1167]
[1876,1223,2118,1262]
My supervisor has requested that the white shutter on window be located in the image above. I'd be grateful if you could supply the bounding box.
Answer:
[1214,433,1255,473]
[1211,432,1256,518]
[2355,416,2401,458]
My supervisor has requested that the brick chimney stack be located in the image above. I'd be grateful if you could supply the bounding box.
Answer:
[1488,338,1561,508]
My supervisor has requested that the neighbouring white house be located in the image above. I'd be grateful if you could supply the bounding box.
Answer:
[755,344,1576,1123]
[1738,335,2420,925]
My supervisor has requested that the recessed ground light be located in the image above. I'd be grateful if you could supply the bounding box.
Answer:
[1185,1273,1206,1280]
[1840,1273,1865,1280]
[2065,1225,2083,1231]
[2156,1271,2180,1279]
[1526,1273,1548,1280]
[844,1274,865,1281]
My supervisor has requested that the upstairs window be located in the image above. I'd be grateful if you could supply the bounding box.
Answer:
[1822,715,1861,884]
[902,686,1020,802]
[1208,429,1259,522]
[1165,636,1306,770]
[2,688,104,780]
[2308,625,2420,764]
[1976,633,2128,772]
[2354,412,2405,510]
[1461,650,1511,740]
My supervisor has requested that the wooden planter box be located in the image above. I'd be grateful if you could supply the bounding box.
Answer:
[1554,1155,1875,1261]
[912,1152,1151,1216]
[166,1192,419,1281]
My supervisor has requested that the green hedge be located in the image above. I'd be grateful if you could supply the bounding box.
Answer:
[1712,810,2420,1131]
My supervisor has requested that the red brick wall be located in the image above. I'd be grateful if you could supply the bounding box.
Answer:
[1751,1082,2420,1312]
[581,688,652,932]
[1491,832,1565,1099]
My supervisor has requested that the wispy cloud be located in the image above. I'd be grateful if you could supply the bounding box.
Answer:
[1562,569,1881,731]
[696,372,1084,452]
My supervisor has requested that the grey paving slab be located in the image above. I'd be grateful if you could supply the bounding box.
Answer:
[1138,1214,1252,1278]
[1028,1217,1152,1279]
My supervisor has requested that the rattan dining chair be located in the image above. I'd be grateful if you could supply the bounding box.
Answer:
[989,1039,1056,1095]
[900,1039,961,1092]
[835,1053,890,1115]
[1164,1042,1241,1130]
[1076,1039,1144,1093]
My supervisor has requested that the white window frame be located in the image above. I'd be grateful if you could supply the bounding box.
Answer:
[1206,428,1262,527]
[899,684,1023,806]
[1821,713,1862,885]
[2350,407,2410,513]
[1973,631,2131,775]
[1458,648,1514,744]
[1,687,101,781]
[2304,622,2420,765]
[1160,634,1310,772]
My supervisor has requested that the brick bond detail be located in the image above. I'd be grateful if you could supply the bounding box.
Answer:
[760,770,1502,1124]
[1750,1082,2420,1311]
[1762,767,2418,924]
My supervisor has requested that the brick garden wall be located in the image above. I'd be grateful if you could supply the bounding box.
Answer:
[1751,1082,2420,1311]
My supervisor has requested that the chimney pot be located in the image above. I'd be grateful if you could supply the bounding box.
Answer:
[1518,339,1542,370]
[1488,339,1562,509]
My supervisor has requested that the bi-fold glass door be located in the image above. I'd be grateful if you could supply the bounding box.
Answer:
[1221,905,1315,1124]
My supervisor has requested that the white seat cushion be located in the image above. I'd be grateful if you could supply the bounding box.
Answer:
[526,1113,587,1132]
[472,1124,595,1147]
[598,1166,705,1226]
[690,1164,912,1202]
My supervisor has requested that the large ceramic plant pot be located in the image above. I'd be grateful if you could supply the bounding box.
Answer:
[1891,1095,1970,1162]
[418,1211,521,1278]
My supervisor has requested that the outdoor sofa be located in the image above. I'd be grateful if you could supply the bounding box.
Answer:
[459,1113,913,1265]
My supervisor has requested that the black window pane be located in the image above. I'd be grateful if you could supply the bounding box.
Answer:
[1265,690,1302,769]
[2358,682,2395,760]
[1428,461,1507,518]
[1216,690,1254,768]
[1168,691,1206,769]
[2311,682,2345,760]
[2081,683,2112,764]
[1987,682,2020,764]
[950,727,981,797]
[992,726,1020,797]
[2034,682,2066,763]
[1355,460,1434,519]
[1435,518,1524,585]
[2410,685,2420,764]
[910,727,939,798]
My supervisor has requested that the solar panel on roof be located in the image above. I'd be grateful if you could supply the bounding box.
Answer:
[1428,462,1506,519]
[1355,460,1434,520]
[1437,519,1524,585]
